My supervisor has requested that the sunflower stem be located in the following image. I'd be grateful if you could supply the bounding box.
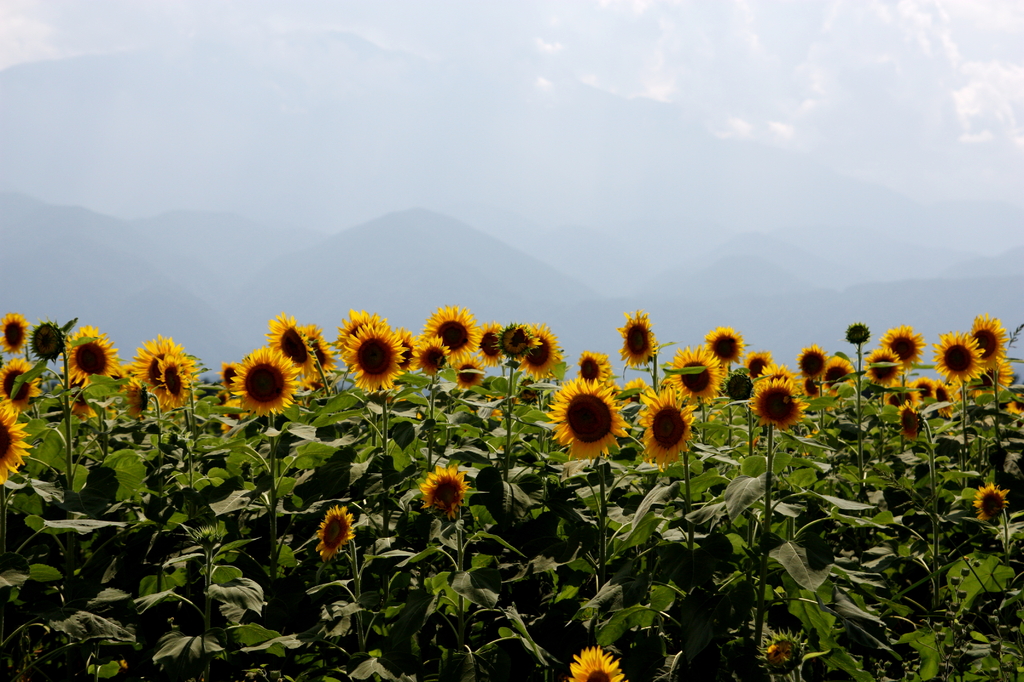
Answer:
[855,344,865,501]
[503,367,517,484]
[61,349,77,603]
[754,424,775,645]
[991,367,1002,472]
[961,382,970,473]
[650,350,659,392]
[456,522,466,651]
[925,423,941,611]
[0,483,7,648]
[268,415,280,582]
[683,447,694,553]
[203,541,214,682]
[350,541,366,653]
[427,374,437,472]
[597,459,608,589]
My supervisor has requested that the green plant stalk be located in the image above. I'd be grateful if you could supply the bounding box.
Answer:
[0,483,6,650]
[187,387,199,491]
[503,366,517,483]
[649,350,659,392]
[991,367,1002,467]
[754,424,775,645]
[203,542,214,682]
[855,344,865,500]
[926,436,941,611]
[598,460,608,589]
[350,541,366,653]
[311,340,334,396]
[62,350,77,604]
[683,447,694,553]
[456,523,466,651]
[267,418,280,582]
[427,374,438,472]
[747,406,755,460]
[961,382,969,472]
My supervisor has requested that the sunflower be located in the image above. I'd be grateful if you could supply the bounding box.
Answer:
[640,388,695,470]
[477,322,503,368]
[342,321,404,391]
[336,310,387,352]
[973,358,1014,398]
[577,351,613,384]
[668,346,725,402]
[221,362,240,391]
[932,381,954,418]
[1,313,29,355]
[933,332,983,384]
[302,324,336,376]
[845,322,871,346]
[725,370,753,401]
[499,323,536,359]
[744,351,773,379]
[419,464,470,520]
[619,377,649,403]
[30,321,64,362]
[0,402,31,483]
[520,324,562,380]
[822,356,854,393]
[124,379,149,419]
[316,505,356,561]
[762,632,802,674]
[154,351,195,410]
[911,377,935,401]
[973,482,1009,521]
[761,363,796,383]
[67,326,120,385]
[618,310,657,368]
[232,347,300,416]
[898,401,920,439]
[888,385,921,408]
[267,313,314,375]
[751,377,808,430]
[879,325,925,368]
[569,646,627,682]
[414,336,448,376]
[971,314,1007,369]
[131,336,185,389]
[865,348,901,387]
[705,326,745,366]
[456,359,485,390]
[796,345,828,379]
[394,328,416,372]
[423,306,481,363]
[549,378,628,460]
[801,376,820,398]
[0,358,41,411]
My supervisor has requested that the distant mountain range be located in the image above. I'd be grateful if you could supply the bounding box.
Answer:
[2,192,1021,373]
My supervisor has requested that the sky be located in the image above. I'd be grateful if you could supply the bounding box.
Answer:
[1,0,1023,227]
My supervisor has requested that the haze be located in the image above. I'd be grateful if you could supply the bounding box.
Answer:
[1,1,1022,369]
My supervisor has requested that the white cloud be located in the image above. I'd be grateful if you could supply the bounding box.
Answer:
[535,76,553,91]
[958,130,993,143]
[768,121,795,139]
[535,37,563,54]
[714,116,754,139]
[953,60,1024,149]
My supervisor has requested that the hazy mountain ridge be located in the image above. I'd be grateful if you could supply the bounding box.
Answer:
[2,192,1022,370]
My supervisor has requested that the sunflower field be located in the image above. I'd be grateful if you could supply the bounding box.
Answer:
[0,308,1022,682]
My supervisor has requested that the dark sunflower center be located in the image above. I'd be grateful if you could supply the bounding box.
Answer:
[5,323,23,348]
[281,329,308,364]
[824,367,845,384]
[34,328,58,355]
[527,341,550,367]
[580,359,599,380]
[566,394,612,443]
[324,519,343,544]
[681,365,710,392]
[982,494,1004,516]
[627,327,648,354]
[935,387,949,402]
[945,346,971,372]
[164,366,183,395]
[4,370,27,401]
[426,349,446,370]
[148,357,163,385]
[586,672,611,682]
[901,410,918,433]
[918,384,933,399]
[973,331,994,358]
[223,367,237,386]
[714,338,736,360]
[313,343,328,366]
[435,482,458,505]
[438,322,469,351]
[458,367,478,385]
[891,339,913,360]
[504,328,529,354]
[481,332,500,357]
[77,343,107,375]
[358,340,391,375]
[398,343,413,369]
[247,365,283,402]
[765,389,794,420]
[801,355,824,376]
[803,378,819,397]
[0,424,10,456]
[872,365,897,381]
[652,408,685,447]
[749,359,767,378]
[767,641,792,664]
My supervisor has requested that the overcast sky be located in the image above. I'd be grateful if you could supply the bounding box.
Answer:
[1,0,1022,226]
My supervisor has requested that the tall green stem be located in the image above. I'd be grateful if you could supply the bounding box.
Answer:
[961,383,970,472]
[503,367,517,483]
[855,345,865,500]
[597,461,608,589]
[267,417,280,581]
[427,375,437,472]
[203,542,214,682]
[456,523,466,651]
[350,541,366,653]
[926,437,940,610]
[683,447,694,553]
[754,425,776,644]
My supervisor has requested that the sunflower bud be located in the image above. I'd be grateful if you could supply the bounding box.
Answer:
[30,321,65,362]
[845,322,871,346]
[762,631,802,674]
[725,370,753,401]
